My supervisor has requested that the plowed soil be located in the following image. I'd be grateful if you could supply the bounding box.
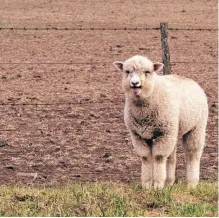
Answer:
[0,0,217,186]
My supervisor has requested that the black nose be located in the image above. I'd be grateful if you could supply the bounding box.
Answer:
[131,81,140,86]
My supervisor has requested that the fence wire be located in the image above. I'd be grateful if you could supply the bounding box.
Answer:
[0,27,217,31]
[0,61,217,65]
[0,26,217,108]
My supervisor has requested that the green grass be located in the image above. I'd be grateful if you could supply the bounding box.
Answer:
[0,182,217,217]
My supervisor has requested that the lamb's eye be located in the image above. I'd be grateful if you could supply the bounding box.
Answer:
[144,71,150,75]
[125,70,130,74]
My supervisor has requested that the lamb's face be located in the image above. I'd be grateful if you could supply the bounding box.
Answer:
[113,56,163,98]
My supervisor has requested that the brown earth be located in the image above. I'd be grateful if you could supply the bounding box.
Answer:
[0,0,217,186]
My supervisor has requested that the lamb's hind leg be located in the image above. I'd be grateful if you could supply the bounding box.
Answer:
[183,127,205,188]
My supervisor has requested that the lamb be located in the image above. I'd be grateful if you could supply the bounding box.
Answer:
[113,55,208,189]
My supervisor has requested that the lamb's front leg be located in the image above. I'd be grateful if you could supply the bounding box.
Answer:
[130,133,152,189]
[141,155,153,189]
[166,146,177,186]
[153,155,167,189]
[153,133,178,189]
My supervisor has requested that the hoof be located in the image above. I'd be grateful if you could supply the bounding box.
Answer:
[154,182,165,189]
[142,181,153,189]
[165,179,175,186]
[187,181,198,188]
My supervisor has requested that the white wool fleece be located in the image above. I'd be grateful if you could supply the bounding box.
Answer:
[113,55,208,189]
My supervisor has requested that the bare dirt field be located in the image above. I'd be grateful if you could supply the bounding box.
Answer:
[0,0,217,186]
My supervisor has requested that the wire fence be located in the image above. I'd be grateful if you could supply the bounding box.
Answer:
[0,25,217,66]
[0,25,217,183]
[0,61,218,65]
[0,25,217,108]
[0,27,218,31]
[0,101,124,106]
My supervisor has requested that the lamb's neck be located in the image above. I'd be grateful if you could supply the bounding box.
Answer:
[125,94,154,109]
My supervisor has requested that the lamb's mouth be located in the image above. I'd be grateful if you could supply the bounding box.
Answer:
[131,86,142,96]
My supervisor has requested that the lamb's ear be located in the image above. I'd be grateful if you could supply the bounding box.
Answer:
[113,61,124,72]
[153,62,164,73]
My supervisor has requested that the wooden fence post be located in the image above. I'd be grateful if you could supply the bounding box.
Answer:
[160,22,171,74]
